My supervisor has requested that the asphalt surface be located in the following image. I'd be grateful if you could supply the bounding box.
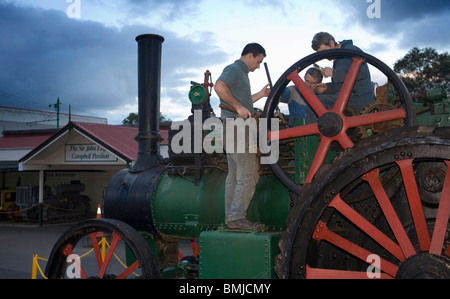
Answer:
[0,220,72,279]
[0,219,194,279]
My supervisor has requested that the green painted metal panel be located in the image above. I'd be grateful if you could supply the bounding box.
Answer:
[152,168,290,239]
[199,230,281,279]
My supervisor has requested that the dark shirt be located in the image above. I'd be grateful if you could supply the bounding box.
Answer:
[217,60,253,118]
[324,39,374,112]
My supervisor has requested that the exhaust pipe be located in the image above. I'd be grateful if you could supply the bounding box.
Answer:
[130,34,165,173]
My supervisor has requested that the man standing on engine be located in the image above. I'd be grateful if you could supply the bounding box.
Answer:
[214,43,270,230]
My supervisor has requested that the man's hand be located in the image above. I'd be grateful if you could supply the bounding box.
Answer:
[260,83,271,97]
[253,83,271,103]
[236,105,252,119]
[314,83,328,94]
[321,67,333,78]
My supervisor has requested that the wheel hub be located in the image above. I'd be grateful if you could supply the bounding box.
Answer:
[318,112,343,137]
[396,253,450,279]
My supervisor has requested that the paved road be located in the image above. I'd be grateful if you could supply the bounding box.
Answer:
[0,220,72,279]
[0,220,194,279]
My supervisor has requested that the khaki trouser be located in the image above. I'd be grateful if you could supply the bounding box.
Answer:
[223,119,260,222]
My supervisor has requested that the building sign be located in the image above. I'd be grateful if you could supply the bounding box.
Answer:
[65,144,118,162]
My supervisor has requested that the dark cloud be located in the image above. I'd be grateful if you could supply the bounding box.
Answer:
[336,0,450,50]
[0,1,227,121]
[121,0,201,21]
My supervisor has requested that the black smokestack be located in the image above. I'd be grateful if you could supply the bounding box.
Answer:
[129,34,165,173]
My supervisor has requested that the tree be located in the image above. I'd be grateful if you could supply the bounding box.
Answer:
[393,47,450,93]
[122,112,171,126]
[122,112,138,125]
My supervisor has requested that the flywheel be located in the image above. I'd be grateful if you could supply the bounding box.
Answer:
[263,49,414,196]
[276,126,450,279]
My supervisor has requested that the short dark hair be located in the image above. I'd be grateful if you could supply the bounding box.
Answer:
[305,68,323,82]
[241,43,266,57]
[311,32,336,51]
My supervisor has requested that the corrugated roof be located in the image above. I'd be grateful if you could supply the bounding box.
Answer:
[71,122,169,161]
[72,122,139,161]
[0,132,55,149]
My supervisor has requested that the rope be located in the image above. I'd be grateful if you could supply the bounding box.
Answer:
[0,203,37,214]
[0,202,88,215]
[31,236,140,279]
[31,254,48,279]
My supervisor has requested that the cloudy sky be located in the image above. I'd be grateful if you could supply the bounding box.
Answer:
[1,0,449,124]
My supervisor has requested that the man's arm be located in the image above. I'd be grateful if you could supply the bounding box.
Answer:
[252,83,270,103]
[214,80,252,119]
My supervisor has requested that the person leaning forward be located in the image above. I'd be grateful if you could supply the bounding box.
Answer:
[214,43,270,230]
[305,32,374,124]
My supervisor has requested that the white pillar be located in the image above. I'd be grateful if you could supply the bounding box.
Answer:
[39,169,44,204]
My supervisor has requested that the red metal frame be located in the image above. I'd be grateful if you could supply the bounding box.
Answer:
[312,221,399,277]
[429,160,450,255]
[329,194,406,261]
[306,160,450,279]
[178,239,199,261]
[362,169,416,258]
[306,265,394,279]
[396,159,431,251]
[63,232,141,279]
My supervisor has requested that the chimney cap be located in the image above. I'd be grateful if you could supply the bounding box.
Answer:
[135,34,165,43]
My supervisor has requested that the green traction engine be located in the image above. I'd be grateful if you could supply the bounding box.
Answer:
[44,34,450,279]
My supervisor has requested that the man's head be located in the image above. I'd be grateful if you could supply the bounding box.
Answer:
[304,68,323,91]
[241,43,266,72]
[311,32,338,52]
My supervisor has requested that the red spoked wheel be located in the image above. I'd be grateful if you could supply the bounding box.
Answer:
[45,218,160,279]
[276,126,450,279]
[263,49,414,196]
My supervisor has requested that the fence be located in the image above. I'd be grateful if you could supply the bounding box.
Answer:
[31,235,137,279]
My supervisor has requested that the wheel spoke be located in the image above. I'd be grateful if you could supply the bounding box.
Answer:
[269,123,318,141]
[288,71,327,117]
[429,160,450,255]
[306,265,394,279]
[89,233,103,269]
[116,260,140,279]
[191,240,199,257]
[396,159,431,251]
[332,58,364,114]
[335,131,354,149]
[345,108,406,128]
[305,138,332,184]
[312,221,398,277]
[329,194,405,261]
[362,169,416,258]
[98,232,122,279]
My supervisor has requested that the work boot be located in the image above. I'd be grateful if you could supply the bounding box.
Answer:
[226,218,255,230]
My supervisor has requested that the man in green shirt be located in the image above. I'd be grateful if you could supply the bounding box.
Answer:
[214,43,270,230]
